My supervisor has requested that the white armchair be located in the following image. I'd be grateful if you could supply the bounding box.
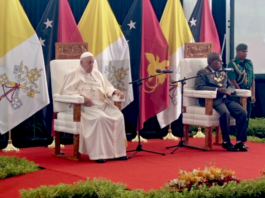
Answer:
[179,58,251,150]
[50,59,85,161]
[50,59,124,161]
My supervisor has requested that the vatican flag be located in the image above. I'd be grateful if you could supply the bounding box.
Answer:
[78,0,133,109]
[157,0,194,128]
[0,0,49,134]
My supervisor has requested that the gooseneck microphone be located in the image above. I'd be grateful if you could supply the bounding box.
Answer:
[220,68,234,72]
[156,69,173,73]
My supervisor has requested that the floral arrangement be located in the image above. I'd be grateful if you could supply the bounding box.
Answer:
[261,169,265,176]
[168,165,240,191]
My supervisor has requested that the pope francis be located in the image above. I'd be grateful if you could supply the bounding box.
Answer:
[59,52,127,163]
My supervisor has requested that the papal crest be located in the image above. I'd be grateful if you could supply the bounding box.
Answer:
[169,82,180,106]
[0,61,43,110]
[105,62,129,92]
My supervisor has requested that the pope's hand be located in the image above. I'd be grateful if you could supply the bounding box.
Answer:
[114,90,125,99]
[83,96,93,106]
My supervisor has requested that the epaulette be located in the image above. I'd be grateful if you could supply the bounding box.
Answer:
[228,58,236,65]
[244,59,251,63]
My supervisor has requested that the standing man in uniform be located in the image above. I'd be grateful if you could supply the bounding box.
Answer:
[227,43,255,121]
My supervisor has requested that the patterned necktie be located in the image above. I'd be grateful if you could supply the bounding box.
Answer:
[215,72,218,78]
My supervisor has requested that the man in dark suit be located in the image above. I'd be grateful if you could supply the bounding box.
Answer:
[195,52,248,151]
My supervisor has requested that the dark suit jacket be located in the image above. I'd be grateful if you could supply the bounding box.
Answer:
[195,66,235,107]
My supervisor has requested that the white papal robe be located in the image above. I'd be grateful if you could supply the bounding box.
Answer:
[59,66,126,160]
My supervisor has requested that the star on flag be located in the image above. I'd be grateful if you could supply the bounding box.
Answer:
[44,18,53,29]
[189,17,197,27]
[39,38,45,46]
[127,20,136,30]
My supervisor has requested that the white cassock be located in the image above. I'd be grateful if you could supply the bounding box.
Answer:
[59,65,126,160]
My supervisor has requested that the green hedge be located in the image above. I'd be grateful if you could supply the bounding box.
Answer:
[247,118,265,138]
[0,156,39,179]
[20,177,265,198]
[190,118,265,140]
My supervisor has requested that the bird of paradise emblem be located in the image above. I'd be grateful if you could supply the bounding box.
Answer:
[144,53,169,93]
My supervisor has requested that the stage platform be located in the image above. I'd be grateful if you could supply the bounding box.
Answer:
[1,138,265,197]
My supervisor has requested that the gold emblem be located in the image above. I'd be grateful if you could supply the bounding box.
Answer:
[144,53,169,93]
[107,62,129,92]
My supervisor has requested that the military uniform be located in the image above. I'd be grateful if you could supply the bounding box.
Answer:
[227,56,255,119]
[195,66,248,143]
[227,56,254,90]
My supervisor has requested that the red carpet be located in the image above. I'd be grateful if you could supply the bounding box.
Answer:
[1,138,265,198]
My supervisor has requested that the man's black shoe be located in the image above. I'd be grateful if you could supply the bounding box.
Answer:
[222,142,238,151]
[116,156,128,160]
[95,159,105,163]
[235,142,248,151]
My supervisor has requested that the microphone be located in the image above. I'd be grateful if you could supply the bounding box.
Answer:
[220,68,234,72]
[156,69,173,73]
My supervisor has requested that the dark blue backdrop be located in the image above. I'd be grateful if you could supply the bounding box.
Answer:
[0,0,263,148]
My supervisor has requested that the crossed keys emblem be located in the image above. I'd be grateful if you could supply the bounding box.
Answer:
[0,61,43,110]
[169,83,179,106]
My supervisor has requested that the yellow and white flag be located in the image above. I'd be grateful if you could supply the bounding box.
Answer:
[157,0,194,128]
[0,0,49,134]
[78,0,133,109]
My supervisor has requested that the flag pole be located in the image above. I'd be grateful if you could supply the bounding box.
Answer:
[3,130,19,152]
[193,126,205,138]
[221,34,226,58]
[163,123,178,140]
[131,131,147,142]
[48,136,65,148]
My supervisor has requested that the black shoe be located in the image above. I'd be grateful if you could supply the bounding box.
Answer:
[95,159,105,163]
[116,156,128,160]
[222,142,238,151]
[235,142,248,151]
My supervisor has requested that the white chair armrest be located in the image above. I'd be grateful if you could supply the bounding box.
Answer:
[184,88,217,99]
[234,89,251,97]
[53,94,84,104]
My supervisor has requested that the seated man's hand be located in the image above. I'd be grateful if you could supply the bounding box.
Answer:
[83,96,93,106]
[113,90,125,99]
[217,88,232,95]
[251,96,256,103]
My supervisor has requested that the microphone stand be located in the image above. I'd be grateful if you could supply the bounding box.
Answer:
[127,73,166,158]
[166,73,211,154]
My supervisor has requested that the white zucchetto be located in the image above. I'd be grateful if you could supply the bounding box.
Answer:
[80,52,94,59]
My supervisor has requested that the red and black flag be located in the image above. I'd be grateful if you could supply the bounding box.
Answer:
[189,0,221,53]
[36,0,83,134]
[122,0,169,130]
